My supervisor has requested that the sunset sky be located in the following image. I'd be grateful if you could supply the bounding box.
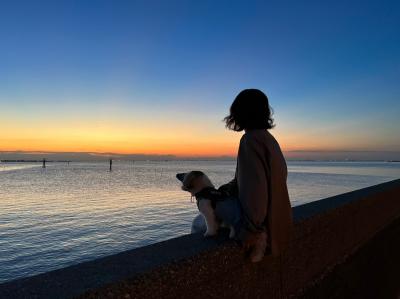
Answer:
[1,1,399,158]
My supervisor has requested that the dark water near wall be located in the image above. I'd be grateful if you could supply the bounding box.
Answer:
[0,160,399,283]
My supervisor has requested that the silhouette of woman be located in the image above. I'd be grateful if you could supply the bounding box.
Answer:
[220,89,293,262]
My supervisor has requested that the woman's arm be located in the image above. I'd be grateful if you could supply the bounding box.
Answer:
[218,174,238,197]
[237,135,269,236]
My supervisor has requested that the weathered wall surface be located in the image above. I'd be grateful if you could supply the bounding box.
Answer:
[1,179,399,299]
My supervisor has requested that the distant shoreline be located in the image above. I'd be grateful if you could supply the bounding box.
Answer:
[1,159,399,163]
[1,150,399,163]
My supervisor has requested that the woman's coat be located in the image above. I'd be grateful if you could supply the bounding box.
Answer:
[232,129,293,256]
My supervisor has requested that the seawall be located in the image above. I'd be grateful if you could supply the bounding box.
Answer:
[1,179,399,298]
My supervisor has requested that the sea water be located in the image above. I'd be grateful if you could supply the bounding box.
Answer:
[0,160,399,283]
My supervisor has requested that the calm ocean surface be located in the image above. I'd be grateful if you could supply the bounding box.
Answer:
[1,160,399,283]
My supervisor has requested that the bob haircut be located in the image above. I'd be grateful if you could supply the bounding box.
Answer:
[224,89,274,131]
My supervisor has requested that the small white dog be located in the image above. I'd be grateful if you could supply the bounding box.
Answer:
[177,171,268,263]
[176,171,236,238]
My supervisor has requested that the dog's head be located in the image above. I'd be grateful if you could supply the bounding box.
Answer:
[176,171,213,195]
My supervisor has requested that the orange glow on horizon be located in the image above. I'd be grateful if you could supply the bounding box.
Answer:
[2,117,393,157]
[0,119,241,156]
[0,141,239,157]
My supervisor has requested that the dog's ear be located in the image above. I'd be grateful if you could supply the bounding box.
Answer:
[176,173,187,182]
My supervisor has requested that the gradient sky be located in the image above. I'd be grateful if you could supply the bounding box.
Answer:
[1,0,399,157]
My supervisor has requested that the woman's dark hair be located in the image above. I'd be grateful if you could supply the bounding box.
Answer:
[224,89,274,131]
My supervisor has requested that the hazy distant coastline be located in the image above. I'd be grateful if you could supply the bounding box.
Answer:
[1,150,400,162]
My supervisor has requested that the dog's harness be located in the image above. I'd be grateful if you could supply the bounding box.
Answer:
[194,187,230,209]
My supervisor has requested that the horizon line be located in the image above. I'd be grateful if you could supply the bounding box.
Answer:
[1,149,400,156]
[1,149,400,162]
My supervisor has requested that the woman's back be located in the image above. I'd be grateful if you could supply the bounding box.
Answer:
[237,129,292,255]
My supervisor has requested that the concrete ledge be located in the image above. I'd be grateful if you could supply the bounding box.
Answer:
[299,215,400,299]
[1,179,400,299]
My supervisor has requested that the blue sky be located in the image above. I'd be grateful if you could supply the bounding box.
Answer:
[0,0,399,157]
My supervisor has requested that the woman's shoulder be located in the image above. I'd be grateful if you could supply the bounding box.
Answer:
[241,129,281,150]
[241,129,269,142]
[239,130,267,151]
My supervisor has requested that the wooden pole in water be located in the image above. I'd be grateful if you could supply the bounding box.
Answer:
[109,159,112,172]
[42,158,46,168]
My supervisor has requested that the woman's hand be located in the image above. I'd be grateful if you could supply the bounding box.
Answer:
[218,178,238,197]
[238,228,261,249]
[237,228,268,262]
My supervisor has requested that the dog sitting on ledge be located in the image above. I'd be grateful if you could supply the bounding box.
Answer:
[176,171,241,239]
